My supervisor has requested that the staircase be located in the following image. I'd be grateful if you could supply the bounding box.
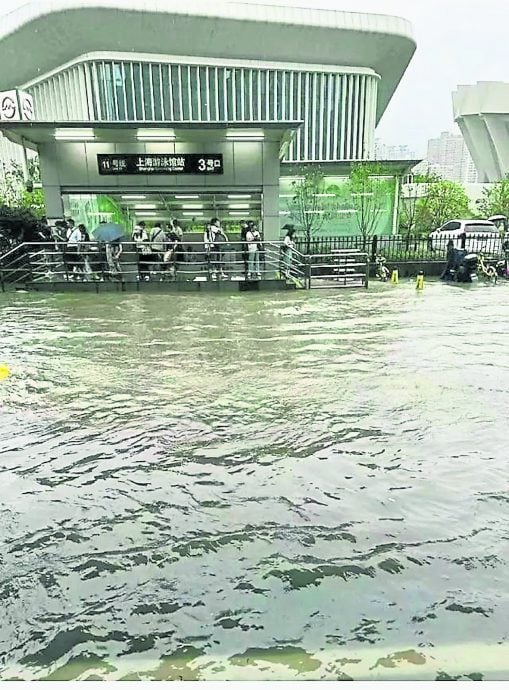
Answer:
[307,249,369,289]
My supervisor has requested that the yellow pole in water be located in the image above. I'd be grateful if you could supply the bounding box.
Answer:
[416,271,425,290]
[0,364,10,380]
[390,269,399,284]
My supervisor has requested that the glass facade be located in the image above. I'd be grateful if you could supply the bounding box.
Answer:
[279,175,396,236]
[63,190,264,237]
[28,58,379,162]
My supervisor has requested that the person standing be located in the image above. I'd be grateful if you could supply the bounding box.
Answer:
[65,218,77,241]
[78,223,90,243]
[246,221,262,280]
[212,218,228,280]
[149,222,166,276]
[132,220,148,244]
[106,240,123,277]
[65,221,83,277]
[169,219,185,268]
[204,218,228,280]
[240,221,249,278]
[77,223,91,277]
[150,222,166,255]
[133,221,152,281]
[204,221,215,277]
[172,218,184,241]
[281,224,296,279]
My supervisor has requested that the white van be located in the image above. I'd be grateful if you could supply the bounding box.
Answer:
[428,219,501,254]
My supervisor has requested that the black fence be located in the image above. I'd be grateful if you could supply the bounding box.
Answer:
[295,234,507,262]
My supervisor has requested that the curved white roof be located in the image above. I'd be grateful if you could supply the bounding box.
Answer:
[453,81,509,182]
[0,0,416,122]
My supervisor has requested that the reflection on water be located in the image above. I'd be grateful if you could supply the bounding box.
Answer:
[0,282,508,680]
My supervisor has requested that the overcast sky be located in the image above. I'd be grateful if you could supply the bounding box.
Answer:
[2,0,507,156]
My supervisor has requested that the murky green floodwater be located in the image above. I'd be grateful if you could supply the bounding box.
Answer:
[0,282,508,681]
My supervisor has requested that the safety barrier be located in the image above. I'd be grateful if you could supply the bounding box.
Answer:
[0,241,368,292]
[307,249,369,289]
[297,233,507,262]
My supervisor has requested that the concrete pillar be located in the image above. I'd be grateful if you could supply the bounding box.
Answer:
[262,141,281,242]
[262,185,280,241]
[43,186,64,219]
[38,142,64,219]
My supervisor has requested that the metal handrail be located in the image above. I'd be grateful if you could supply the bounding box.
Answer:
[0,240,367,291]
[0,243,26,265]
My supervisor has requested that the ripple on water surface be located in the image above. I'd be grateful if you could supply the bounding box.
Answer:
[0,283,508,680]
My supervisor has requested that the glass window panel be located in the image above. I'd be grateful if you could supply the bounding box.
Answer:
[113,63,126,119]
[252,70,260,119]
[225,68,235,119]
[209,67,218,120]
[132,63,144,119]
[327,73,335,160]
[95,62,107,120]
[276,71,282,120]
[141,63,153,120]
[167,65,179,119]
[106,62,117,119]
[179,65,188,119]
[123,63,135,120]
[151,64,162,120]
[244,70,252,120]
[189,66,199,120]
[217,68,226,120]
[293,72,304,120]
[235,68,243,120]
[198,66,208,119]
[268,70,275,120]
[260,71,267,118]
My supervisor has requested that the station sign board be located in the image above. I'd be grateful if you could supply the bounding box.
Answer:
[0,90,34,121]
[97,153,224,175]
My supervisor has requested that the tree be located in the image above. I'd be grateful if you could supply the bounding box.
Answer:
[287,166,338,251]
[398,170,441,237]
[0,159,45,217]
[476,176,509,219]
[0,204,49,250]
[348,163,393,243]
[415,180,471,234]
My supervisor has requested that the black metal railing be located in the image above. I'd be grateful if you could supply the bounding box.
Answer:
[295,234,507,263]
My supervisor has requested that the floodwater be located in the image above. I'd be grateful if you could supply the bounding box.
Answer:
[0,281,508,681]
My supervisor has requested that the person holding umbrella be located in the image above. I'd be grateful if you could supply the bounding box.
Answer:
[92,221,126,280]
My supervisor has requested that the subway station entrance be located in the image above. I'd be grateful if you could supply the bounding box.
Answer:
[0,121,370,293]
[62,189,263,238]
[0,121,301,242]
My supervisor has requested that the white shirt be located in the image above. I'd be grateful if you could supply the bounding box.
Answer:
[68,228,82,244]
[246,229,261,252]
[283,235,295,250]
[204,224,226,249]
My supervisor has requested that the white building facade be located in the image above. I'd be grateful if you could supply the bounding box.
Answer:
[27,55,382,164]
[0,1,416,238]
[453,81,509,183]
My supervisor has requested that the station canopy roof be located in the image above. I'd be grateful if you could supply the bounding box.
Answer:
[0,120,303,153]
[0,1,416,122]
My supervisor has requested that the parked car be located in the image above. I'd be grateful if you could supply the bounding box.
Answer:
[428,219,501,254]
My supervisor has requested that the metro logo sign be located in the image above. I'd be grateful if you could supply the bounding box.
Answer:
[0,91,19,120]
[0,90,35,121]
[20,93,34,121]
